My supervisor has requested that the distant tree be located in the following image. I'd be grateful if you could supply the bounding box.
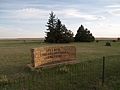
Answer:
[117,37,120,41]
[74,25,95,42]
[45,12,74,43]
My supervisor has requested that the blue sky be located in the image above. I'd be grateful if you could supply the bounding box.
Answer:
[0,0,120,38]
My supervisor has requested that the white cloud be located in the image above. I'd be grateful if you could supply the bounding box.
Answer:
[12,8,49,19]
[108,9,120,16]
[56,9,105,21]
[106,4,120,16]
[4,8,105,21]
[106,4,120,8]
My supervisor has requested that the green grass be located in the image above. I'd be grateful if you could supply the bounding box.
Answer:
[0,40,120,90]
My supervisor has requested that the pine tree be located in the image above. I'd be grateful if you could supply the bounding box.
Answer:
[74,25,95,42]
[54,19,63,43]
[61,25,74,43]
[45,11,56,43]
[45,12,74,43]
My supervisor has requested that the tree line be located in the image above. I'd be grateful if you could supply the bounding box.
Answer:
[45,12,95,43]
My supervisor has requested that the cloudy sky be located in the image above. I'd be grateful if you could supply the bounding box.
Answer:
[0,0,120,38]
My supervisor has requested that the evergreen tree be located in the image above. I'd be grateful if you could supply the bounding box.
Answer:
[61,25,74,43]
[45,11,56,43]
[74,25,95,42]
[54,19,63,43]
[45,12,74,43]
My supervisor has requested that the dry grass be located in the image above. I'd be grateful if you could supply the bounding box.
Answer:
[0,40,120,90]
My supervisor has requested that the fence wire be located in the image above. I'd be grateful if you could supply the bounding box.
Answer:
[0,55,120,90]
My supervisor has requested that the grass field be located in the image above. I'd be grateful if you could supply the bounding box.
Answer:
[0,40,120,90]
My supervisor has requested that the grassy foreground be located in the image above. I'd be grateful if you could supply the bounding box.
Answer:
[0,40,120,90]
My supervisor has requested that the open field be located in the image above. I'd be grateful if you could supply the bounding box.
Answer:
[0,40,120,90]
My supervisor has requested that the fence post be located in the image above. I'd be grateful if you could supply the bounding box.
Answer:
[102,56,105,86]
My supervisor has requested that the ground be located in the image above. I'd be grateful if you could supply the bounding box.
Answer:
[0,40,120,90]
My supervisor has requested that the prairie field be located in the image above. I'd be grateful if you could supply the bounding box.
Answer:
[0,40,120,90]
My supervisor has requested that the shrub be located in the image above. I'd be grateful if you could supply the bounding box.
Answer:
[105,42,111,46]
[112,40,116,42]
[96,40,99,43]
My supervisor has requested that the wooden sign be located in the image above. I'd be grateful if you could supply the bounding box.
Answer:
[31,46,76,68]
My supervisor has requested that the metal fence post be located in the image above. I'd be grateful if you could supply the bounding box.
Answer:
[102,56,105,86]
